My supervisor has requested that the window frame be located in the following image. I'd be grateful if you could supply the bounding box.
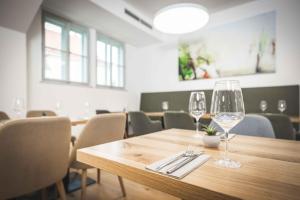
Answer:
[42,11,90,86]
[96,33,126,89]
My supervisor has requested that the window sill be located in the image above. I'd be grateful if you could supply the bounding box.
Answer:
[41,79,92,88]
[96,84,127,91]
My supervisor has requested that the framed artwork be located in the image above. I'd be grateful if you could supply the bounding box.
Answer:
[179,11,276,80]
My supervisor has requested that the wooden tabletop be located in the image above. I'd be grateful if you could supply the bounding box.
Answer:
[290,116,300,124]
[71,119,88,126]
[146,112,300,123]
[145,112,213,119]
[71,113,299,126]
[77,129,300,200]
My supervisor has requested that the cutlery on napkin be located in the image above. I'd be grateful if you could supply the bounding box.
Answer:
[146,151,210,179]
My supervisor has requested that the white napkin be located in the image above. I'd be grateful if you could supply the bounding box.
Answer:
[146,152,210,179]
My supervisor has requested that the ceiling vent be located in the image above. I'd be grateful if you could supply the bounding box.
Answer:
[124,8,152,30]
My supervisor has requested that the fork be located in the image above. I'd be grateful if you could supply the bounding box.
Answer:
[166,153,200,174]
[155,150,195,171]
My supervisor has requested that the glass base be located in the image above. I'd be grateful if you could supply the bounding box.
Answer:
[215,158,241,169]
[193,132,202,138]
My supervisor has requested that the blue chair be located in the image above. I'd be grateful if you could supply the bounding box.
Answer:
[210,114,275,138]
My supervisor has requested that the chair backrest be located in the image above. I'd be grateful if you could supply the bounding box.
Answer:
[0,111,10,120]
[96,109,110,114]
[128,111,157,135]
[164,111,195,130]
[70,113,126,165]
[0,117,71,199]
[26,110,57,117]
[210,114,275,138]
[260,113,295,140]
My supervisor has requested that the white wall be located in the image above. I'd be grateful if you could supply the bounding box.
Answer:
[130,0,300,95]
[27,10,140,118]
[0,26,27,117]
[2,0,300,115]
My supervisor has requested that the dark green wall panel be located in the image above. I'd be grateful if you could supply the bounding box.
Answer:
[140,85,299,116]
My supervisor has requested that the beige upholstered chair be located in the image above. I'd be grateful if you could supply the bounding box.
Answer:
[69,113,127,200]
[0,111,10,121]
[0,117,71,200]
[26,110,57,117]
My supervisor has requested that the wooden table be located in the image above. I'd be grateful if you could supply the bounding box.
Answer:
[146,112,300,122]
[290,116,300,124]
[71,119,88,126]
[145,112,211,119]
[77,129,300,200]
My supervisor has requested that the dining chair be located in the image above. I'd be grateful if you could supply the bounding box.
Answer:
[26,110,57,117]
[260,113,296,140]
[164,111,196,130]
[0,111,10,120]
[0,117,71,200]
[210,114,275,138]
[96,109,110,114]
[69,113,127,200]
[128,111,162,136]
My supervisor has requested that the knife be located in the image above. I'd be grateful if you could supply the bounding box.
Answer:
[155,153,185,171]
[166,154,199,174]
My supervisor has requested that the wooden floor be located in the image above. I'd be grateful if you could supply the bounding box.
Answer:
[67,169,179,200]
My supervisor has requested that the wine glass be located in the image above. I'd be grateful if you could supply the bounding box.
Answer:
[13,97,25,118]
[278,100,287,113]
[189,91,206,136]
[260,100,268,113]
[210,80,245,168]
[55,101,62,115]
[161,101,169,111]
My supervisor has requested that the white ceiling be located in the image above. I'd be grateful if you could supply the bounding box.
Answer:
[0,0,255,46]
[124,0,254,18]
[43,0,161,47]
[0,0,43,32]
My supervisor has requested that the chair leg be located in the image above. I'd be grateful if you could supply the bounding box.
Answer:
[97,169,101,184]
[117,176,126,197]
[56,180,67,200]
[41,188,48,200]
[81,169,87,200]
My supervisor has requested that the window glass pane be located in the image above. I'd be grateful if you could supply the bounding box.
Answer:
[112,46,119,65]
[112,64,118,87]
[97,61,106,85]
[69,54,87,83]
[97,41,106,61]
[106,44,111,63]
[106,62,111,85]
[119,67,124,87]
[44,48,65,80]
[119,47,124,66]
[45,22,62,49]
[43,14,89,84]
[96,37,124,88]
[69,30,83,55]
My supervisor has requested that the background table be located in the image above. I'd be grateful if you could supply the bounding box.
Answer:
[77,129,300,200]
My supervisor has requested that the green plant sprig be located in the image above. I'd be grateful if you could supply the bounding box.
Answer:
[202,125,217,136]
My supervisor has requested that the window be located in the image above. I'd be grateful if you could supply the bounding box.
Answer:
[96,35,125,88]
[43,13,89,84]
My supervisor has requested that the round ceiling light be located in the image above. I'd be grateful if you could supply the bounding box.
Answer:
[153,3,209,34]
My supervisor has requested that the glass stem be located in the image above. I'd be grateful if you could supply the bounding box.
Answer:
[225,131,229,160]
[196,119,199,133]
